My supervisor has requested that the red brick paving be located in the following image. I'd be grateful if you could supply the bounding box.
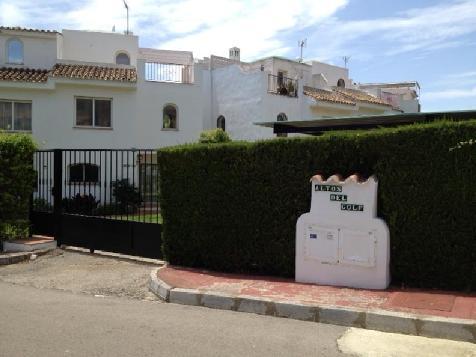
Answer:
[158,266,476,320]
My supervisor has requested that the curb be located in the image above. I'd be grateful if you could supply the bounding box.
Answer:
[0,248,55,266]
[61,246,165,266]
[148,267,476,343]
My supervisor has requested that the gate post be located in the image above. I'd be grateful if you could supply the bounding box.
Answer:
[53,149,63,245]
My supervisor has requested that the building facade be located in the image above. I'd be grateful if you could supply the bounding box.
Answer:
[0,26,420,147]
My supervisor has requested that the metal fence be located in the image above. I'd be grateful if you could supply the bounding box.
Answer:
[267,74,298,98]
[145,62,193,84]
[33,149,160,223]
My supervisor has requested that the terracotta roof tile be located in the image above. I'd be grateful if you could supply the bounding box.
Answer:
[0,67,49,83]
[0,26,57,33]
[303,86,355,106]
[335,88,392,107]
[50,64,137,82]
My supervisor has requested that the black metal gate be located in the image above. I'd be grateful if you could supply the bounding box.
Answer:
[31,149,162,259]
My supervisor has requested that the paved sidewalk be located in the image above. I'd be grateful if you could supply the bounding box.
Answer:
[157,266,476,320]
[150,265,476,342]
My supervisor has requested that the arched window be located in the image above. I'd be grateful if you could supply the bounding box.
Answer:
[337,78,346,88]
[69,164,99,184]
[217,115,225,131]
[277,113,288,122]
[163,104,177,129]
[115,52,130,65]
[7,39,23,64]
[276,113,288,137]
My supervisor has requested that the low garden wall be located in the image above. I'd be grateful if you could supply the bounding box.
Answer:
[0,133,36,241]
[157,120,476,291]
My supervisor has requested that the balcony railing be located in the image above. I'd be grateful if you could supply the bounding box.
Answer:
[145,62,193,84]
[267,74,298,98]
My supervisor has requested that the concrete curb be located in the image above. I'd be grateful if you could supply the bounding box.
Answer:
[62,246,165,266]
[148,267,476,343]
[0,248,54,265]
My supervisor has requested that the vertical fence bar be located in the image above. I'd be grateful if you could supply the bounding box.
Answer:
[53,149,63,244]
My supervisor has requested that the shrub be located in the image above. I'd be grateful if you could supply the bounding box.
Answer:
[199,128,231,144]
[33,198,53,212]
[0,220,30,241]
[112,179,142,213]
[0,133,36,241]
[62,193,100,215]
[158,119,476,291]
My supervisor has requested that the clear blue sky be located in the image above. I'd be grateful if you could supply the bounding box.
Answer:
[1,0,475,111]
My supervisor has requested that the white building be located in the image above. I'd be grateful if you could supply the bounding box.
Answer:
[0,26,420,147]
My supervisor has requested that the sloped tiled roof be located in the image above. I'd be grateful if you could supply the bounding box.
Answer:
[50,64,137,82]
[335,87,393,107]
[303,86,355,106]
[0,67,49,83]
[0,26,57,34]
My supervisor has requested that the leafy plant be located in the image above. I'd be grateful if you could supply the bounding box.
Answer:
[199,128,231,144]
[62,193,100,215]
[112,179,142,213]
[33,198,53,212]
[0,220,29,241]
[0,133,36,223]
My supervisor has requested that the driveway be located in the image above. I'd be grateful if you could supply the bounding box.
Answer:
[0,249,160,301]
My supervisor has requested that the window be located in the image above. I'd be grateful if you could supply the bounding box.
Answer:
[0,100,32,131]
[217,115,225,131]
[116,52,130,65]
[337,78,346,88]
[7,39,23,64]
[163,104,177,129]
[69,164,99,184]
[277,113,288,122]
[277,71,285,87]
[276,112,288,138]
[75,98,112,128]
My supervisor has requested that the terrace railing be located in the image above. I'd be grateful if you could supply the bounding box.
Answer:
[145,62,193,84]
[268,74,298,98]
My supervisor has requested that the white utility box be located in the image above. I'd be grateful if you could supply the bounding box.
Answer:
[296,174,390,289]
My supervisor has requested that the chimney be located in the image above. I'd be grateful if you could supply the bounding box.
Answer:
[229,47,240,61]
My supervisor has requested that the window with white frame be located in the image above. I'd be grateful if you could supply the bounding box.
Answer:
[7,38,24,64]
[75,97,112,128]
[69,163,99,184]
[0,100,32,131]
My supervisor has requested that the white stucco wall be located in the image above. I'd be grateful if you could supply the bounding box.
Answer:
[211,64,309,141]
[60,30,139,66]
[0,31,57,69]
[0,60,204,149]
[311,61,350,88]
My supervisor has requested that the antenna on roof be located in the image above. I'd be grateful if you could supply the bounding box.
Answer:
[298,39,307,63]
[342,56,351,68]
[123,0,129,34]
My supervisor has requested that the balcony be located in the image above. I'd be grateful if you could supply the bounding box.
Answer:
[267,74,298,98]
[145,62,193,84]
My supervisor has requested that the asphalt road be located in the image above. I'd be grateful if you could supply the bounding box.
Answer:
[0,281,349,357]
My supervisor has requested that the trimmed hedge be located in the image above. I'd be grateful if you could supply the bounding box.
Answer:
[0,133,36,240]
[157,120,476,291]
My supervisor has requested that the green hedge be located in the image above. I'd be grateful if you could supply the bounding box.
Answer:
[0,133,36,240]
[157,120,476,291]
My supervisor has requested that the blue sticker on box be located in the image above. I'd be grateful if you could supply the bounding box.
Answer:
[310,233,317,239]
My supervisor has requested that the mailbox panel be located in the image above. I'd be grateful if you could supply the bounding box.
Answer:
[340,229,376,267]
[304,225,339,264]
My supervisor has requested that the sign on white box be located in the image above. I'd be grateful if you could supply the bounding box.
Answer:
[296,174,390,289]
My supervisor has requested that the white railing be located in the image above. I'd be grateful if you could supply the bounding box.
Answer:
[145,62,193,84]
